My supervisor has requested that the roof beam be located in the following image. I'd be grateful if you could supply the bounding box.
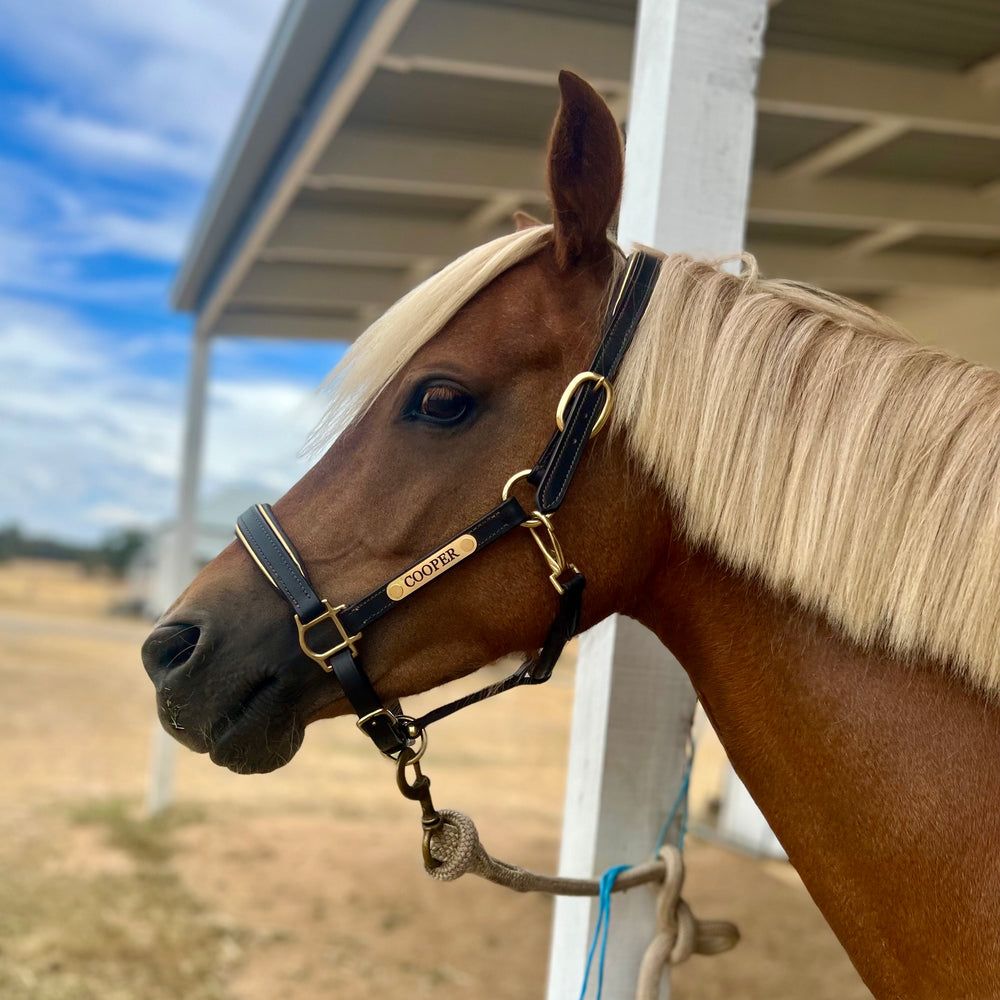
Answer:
[750,241,1000,290]
[463,192,527,232]
[750,171,1000,239]
[758,50,1000,139]
[253,226,998,302]
[228,238,998,330]
[382,0,1000,140]
[173,0,360,312]
[838,223,922,257]
[309,132,1000,243]
[970,51,1000,93]
[778,118,908,178]
[265,206,508,264]
[309,126,545,199]
[384,0,632,93]
[211,308,364,341]
[231,261,410,311]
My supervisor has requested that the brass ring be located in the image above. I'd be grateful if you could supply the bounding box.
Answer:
[501,469,542,528]
[393,718,428,764]
[555,371,615,437]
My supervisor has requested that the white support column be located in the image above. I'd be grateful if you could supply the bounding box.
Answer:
[146,329,212,815]
[547,621,699,1000]
[546,2,766,998]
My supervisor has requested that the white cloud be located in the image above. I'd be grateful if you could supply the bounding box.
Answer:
[24,103,213,180]
[85,502,155,528]
[0,0,284,282]
[0,154,194,289]
[86,210,192,260]
[2,0,284,168]
[0,300,324,542]
[0,314,104,376]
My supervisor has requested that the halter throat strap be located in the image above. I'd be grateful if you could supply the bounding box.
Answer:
[235,250,661,756]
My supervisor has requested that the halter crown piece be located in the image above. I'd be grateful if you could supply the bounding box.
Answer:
[236,251,662,758]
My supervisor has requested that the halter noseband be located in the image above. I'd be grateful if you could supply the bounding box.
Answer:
[235,251,661,758]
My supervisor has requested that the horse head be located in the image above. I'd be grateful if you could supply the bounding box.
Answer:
[141,72,665,774]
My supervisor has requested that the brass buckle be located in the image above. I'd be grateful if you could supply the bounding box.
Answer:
[295,599,362,669]
[525,510,578,595]
[355,710,425,761]
[359,713,427,760]
[555,371,614,438]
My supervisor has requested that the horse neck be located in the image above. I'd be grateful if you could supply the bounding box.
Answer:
[631,536,1000,999]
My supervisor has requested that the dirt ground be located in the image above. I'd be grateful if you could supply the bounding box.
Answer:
[0,560,872,999]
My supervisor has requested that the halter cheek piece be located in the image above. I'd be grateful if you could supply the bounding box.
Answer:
[236,251,661,758]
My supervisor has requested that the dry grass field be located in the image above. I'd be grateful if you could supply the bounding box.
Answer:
[0,559,871,999]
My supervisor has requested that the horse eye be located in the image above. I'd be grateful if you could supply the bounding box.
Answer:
[409,383,474,425]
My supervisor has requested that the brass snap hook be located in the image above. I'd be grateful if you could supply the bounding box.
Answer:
[503,475,580,594]
[396,740,444,870]
[526,510,579,595]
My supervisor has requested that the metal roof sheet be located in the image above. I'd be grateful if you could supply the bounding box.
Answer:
[833,129,1000,187]
[746,219,868,247]
[895,232,1000,257]
[766,0,1000,71]
[753,112,858,171]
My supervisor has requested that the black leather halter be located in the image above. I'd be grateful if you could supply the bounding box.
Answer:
[236,250,661,758]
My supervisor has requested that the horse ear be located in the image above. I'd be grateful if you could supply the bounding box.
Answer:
[547,69,623,269]
[513,210,544,231]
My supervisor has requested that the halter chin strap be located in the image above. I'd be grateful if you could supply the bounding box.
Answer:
[235,250,661,757]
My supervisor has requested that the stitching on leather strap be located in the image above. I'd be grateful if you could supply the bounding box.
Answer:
[250,522,318,612]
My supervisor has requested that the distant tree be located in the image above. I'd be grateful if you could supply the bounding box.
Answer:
[0,524,22,562]
[97,529,147,577]
[0,523,147,574]
[0,523,91,563]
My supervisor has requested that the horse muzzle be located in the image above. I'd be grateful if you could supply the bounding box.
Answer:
[141,617,314,773]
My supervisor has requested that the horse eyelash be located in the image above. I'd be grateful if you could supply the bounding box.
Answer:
[402,380,475,424]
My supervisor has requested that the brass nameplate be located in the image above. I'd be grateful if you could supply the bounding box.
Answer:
[387,534,478,601]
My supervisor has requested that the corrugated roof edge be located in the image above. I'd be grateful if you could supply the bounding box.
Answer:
[171,0,358,312]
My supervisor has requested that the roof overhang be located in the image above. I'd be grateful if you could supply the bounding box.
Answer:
[174,0,1000,345]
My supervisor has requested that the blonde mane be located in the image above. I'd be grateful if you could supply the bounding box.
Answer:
[614,253,1000,687]
[314,230,1000,687]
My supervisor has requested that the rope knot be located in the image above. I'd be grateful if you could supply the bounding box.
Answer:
[425,809,481,882]
[635,846,740,999]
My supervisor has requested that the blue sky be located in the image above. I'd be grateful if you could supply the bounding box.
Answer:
[0,0,347,542]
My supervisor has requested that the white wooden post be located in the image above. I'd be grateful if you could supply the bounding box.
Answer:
[546,1,767,997]
[146,329,213,815]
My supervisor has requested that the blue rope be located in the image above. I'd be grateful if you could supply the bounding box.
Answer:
[577,864,630,1000]
[655,738,696,852]
[577,739,697,999]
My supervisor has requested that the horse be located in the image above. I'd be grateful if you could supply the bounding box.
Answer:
[142,70,1000,998]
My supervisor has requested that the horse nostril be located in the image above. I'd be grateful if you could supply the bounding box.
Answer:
[142,622,203,684]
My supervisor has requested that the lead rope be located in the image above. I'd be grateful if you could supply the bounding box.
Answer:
[396,745,739,999]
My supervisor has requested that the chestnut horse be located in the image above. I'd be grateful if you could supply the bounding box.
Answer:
[143,71,1000,998]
